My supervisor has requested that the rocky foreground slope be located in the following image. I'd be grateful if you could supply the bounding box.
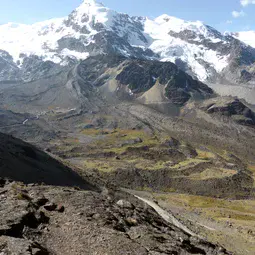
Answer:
[0,132,231,255]
[0,181,231,255]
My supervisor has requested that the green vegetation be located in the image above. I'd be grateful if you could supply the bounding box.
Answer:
[11,182,24,190]
[196,149,216,160]
[134,160,173,170]
[51,128,253,199]
[81,129,105,136]
[87,128,158,154]
[16,192,32,201]
[83,159,129,173]
[153,193,255,221]
[136,186,153,192]
[170,158,208,169]
[11,183,32,201]
[188,167,237,180]
[247,164,255,187]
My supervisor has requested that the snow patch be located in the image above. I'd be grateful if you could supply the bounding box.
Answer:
[73,0,115,28]
[61,49,89,60]
[142,16,229,81]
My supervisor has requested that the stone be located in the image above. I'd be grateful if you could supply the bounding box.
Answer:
[44,203,57,211]
[35,211,49,224]
[125,217,138,226]
[163,137,180,148]
[0,236,48,255]
[116,200,134,209]
[34,197,49,207]
[92,213,101,220]
[56,205,65,213]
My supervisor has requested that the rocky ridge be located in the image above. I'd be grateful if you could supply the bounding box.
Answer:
[0,55,214,115]
[199,97,255,126]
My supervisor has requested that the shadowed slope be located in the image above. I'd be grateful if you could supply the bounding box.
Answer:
[0,132,97,190]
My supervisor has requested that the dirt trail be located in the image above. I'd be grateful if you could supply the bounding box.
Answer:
[123,188,196,236]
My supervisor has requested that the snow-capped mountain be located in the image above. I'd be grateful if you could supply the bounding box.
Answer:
[1,0,255,84]
[0,0,149,64]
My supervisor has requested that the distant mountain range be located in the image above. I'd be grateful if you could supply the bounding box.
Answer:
[1,0,255,90]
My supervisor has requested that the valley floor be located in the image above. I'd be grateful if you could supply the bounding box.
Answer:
[1,99,255,254]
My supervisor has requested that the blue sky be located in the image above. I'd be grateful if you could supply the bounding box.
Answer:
[0,0,255,32]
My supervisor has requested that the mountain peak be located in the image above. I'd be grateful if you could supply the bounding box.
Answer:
[154,14,185,25]
[75,0,108,16]
[79,0,104,7]
[71,0,113,29]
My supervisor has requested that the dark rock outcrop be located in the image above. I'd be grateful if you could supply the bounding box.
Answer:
[116,58,213,102]
[77,55,214,106]
[200,97,255,126]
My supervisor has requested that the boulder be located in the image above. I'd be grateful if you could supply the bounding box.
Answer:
[116,200,134,209]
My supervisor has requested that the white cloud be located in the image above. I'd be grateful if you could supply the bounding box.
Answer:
[226,20,233,24]
[232,10,246,18]
[241,0,255,6]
